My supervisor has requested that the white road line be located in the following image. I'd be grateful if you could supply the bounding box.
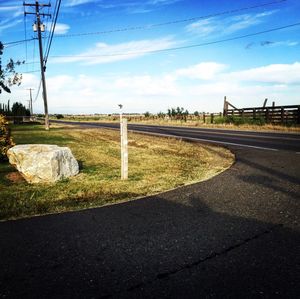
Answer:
[58,121,282,152]
[132,130,279,152]
[158,127,300,141]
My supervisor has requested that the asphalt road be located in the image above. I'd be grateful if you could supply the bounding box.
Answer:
[1,122,299,298]
[51,120,300,152]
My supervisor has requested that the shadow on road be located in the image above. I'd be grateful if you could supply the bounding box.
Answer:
[0,190,299,298]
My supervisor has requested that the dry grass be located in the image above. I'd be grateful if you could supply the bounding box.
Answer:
[0,124,234,220]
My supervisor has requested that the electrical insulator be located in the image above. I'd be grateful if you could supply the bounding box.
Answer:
[33,23,38,32]
[40,24,45,32]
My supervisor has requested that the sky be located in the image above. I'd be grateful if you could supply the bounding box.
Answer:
[0,0,300,114]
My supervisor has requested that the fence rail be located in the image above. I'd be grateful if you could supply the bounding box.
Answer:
[5,116,34,124]
[224,105,300,124]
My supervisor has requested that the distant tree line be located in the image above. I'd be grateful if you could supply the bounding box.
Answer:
[144,107,204,122]
[0,100,30,116]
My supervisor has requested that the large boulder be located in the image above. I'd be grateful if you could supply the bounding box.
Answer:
[7,144,79,183]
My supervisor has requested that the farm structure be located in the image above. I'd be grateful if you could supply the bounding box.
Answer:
[223,97,300,124]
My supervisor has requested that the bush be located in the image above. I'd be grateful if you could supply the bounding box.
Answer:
[0,114,15,162]
[56,114,64,119]
[215,116,265,126]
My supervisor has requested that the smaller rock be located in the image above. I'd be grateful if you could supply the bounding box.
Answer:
[7,144,79,183]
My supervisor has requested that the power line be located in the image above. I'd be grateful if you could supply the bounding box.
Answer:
[50,22,300,59]
[3,38,37,46]
[23,6,28,71]
[2,0,287,47]
[33,79,42,103]
[44,0,57,59]
[44,0,62,65]
[55,0,287,38]
[22,70,40,73]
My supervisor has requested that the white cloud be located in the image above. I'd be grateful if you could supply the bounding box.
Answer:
[186,10,278,37]
[0,6,19,12]
[0,19,22,33]
[226,62,300,84]
[6,62,300,114]
[114,75,179,96]
[64,0,95,7]
[51,36,179,64]
[46,23,70,35]
[174,62,227,80]
[147,0,181,5]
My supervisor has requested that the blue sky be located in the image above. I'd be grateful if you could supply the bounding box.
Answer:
[1,0,300,114]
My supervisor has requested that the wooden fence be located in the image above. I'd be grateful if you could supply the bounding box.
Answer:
[224,105,300,124]
[5,116,33,124]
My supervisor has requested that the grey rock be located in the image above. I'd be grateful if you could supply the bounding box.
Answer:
[7,144,79,183]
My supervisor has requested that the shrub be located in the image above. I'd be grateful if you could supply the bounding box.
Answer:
[0,114,15,161]
[215,115,266,126]
[56,114,64,119]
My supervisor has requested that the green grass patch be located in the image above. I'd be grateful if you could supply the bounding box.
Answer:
[0,123,234,221]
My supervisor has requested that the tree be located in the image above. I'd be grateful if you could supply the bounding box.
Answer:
[0,42,24,94]
[11,102,30,116]
[0,114,14,162]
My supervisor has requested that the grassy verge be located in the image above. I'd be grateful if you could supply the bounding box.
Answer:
[0,124,234,221]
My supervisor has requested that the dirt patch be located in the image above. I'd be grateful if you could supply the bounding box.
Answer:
[6,172,25,183]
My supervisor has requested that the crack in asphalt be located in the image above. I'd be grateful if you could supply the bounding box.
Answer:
[100,223,283,298]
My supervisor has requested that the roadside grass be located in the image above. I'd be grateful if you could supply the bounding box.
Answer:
[0,124,234,221]
[53,116,300,133]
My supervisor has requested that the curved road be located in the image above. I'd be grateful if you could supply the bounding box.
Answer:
[51,120,300,152]
[1,121,299,298]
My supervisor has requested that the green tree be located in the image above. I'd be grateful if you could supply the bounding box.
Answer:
[11,102,30,116]
[0,114,14,161]
[0,42,24,94]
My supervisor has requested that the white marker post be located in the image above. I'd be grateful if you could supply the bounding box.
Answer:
[119,104,128,180]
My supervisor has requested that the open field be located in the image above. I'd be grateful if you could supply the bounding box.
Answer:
[51,115,300,133]
[0,124,234,221]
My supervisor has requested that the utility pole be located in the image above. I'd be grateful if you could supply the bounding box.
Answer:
[26,88,34,115]
[24,1,51,130]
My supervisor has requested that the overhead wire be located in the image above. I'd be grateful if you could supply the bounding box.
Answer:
[33,79,42,103]
[50,22,300,59]
[3,0,287,46]
[44,0,56,59]
[44,0,62,66]
[55,0,287,38]
[23,5,28,71]
[3,38,37,46]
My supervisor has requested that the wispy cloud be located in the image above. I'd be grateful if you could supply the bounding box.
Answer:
[64,0,97,7]
[0,2,23,30]
[45,22,70,35]
[245,40,299,49]
[147,0,181,5]
[97,0,182,14]
[0,19,22,33]
[186,10,278,37]
[51,36,179,64]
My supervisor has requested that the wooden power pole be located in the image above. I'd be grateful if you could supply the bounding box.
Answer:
[24,1,51,130]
